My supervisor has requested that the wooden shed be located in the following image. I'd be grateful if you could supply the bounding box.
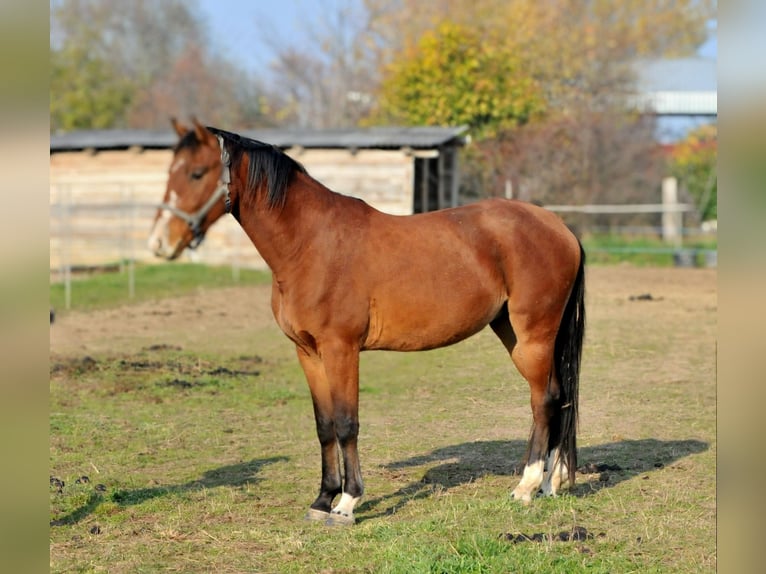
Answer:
[50,126,466,271]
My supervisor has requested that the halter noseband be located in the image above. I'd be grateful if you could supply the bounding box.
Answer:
[159,135,232,249]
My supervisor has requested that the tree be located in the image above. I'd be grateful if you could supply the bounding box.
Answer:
[465,111,665,229]
[370,0,715,133]
[50,42,134,130]
[263,0,380,128]
[50,0,271,130]
[372,21,545,138]
[668,124,717,222]
[366,0,714,205]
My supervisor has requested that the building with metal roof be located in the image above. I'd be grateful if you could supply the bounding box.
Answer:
[632,57,717,116]
[629,58,717,143]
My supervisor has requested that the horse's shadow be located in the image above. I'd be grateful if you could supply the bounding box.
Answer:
[52,439,709,526]
[358,438,709,520]
[50,456,287,526]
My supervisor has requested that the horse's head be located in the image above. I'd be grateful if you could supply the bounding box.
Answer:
[148,118,231,259]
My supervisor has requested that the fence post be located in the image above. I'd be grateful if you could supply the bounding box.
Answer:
[662,177,682,246]
[129,187,136,299]
[61,184,72,310]
[232,226,241,282]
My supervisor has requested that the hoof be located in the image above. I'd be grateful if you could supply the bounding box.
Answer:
[511,489,533,505]
[304,508,331,522]
[325,511,355,527]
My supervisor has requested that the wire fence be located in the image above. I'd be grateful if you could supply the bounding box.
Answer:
[50,179,265,309]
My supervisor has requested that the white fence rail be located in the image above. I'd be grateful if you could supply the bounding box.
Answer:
[545,203,695,214]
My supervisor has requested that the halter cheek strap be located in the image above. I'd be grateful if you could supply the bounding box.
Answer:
[159,135,232,249]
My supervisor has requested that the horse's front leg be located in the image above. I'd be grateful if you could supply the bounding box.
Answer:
[297,347,342,522]
[321,339,364,526]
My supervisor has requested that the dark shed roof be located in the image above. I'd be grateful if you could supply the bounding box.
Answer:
[50,126,468,153]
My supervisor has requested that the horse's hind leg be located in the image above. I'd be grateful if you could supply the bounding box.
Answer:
[541,446,569,496]
[491,309,558,503]
[511,340,557,502]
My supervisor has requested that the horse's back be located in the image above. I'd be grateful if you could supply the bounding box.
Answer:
[366,198,579,284]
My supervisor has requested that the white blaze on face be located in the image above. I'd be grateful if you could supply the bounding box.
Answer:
[170,158,186,174]
[148,190,179,257]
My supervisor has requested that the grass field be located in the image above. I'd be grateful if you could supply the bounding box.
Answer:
[50,263,273,312]
[50,264,716,573]
[580,233,717,266]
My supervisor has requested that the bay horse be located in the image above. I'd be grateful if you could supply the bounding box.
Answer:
[149,119,585,526]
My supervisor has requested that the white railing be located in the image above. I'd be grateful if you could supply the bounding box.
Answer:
[545,203,695,214]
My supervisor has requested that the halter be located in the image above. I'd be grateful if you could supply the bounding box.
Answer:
[159,135,232,249]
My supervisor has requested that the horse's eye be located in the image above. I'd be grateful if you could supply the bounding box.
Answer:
[191,168,207,180]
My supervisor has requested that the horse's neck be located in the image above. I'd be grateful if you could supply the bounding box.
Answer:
[235,172,341,274]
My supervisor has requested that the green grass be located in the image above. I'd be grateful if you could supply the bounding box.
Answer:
[581,233,717,266]
[50,262,272,313]
[49,266,717,573]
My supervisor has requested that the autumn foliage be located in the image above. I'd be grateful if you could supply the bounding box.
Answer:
[368,0,715,206]
[374,21,545,137]
[667,124,717,221]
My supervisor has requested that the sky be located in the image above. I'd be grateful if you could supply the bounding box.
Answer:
[197,0,329,77]
[698,26,717,59]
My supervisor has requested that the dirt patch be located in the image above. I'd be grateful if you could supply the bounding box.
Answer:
[586,265,716,308]
[50,284,275,357]
[500,525,605,544]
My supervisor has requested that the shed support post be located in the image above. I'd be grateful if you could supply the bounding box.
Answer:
[437,149,446,210]
[450,147,460,208]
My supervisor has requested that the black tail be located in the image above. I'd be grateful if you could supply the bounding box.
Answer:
[553,242,586,487]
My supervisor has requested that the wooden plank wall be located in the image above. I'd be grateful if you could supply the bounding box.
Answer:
[50,147,415,271]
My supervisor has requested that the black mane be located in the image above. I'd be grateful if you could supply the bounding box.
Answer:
[206,126,307,210]
[175,129,201,152]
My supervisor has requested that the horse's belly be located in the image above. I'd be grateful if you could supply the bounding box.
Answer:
[363,294,503,351]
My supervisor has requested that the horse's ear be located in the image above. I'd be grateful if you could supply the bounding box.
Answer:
[191,117,215,146]
[170,117,189,138]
